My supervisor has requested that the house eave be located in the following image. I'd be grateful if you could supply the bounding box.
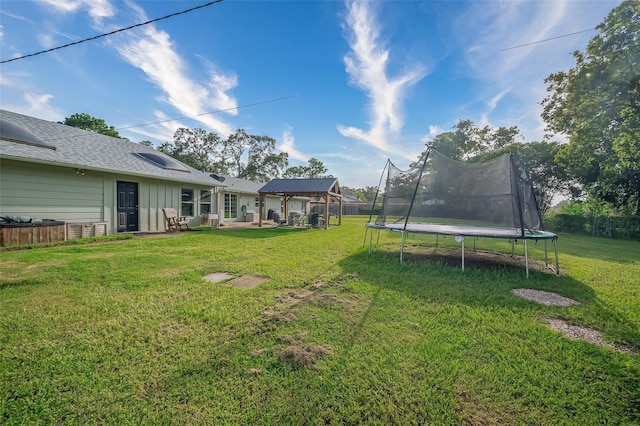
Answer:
[0,153,223,188]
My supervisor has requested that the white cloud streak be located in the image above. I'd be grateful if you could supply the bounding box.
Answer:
[338,1,426,153]
[38,0,115,21]
[37,0,238,138]
[453,0,616,140]
[277,127,308,162]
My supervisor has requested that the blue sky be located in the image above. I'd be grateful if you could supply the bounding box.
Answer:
[0,0,619,187]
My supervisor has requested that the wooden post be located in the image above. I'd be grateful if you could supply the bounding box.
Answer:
[284,195,289,224]
[338,197,342,226]
[324,195,329,229]
[258,194,264,227]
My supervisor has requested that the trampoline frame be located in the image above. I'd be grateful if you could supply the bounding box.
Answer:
[364,222,559,278]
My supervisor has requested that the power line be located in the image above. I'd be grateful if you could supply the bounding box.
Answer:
[116,95,299,131]
[500,28,595,51]
[0,0,224,64]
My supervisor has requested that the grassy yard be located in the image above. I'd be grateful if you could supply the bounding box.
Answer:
[1,216,638,424]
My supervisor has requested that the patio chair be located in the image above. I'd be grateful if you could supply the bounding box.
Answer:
[162,208,189,231]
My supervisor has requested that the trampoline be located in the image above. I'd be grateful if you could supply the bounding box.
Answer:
[365,149,559,277]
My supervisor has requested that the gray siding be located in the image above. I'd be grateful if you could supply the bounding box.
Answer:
[0,160,104,222]
[0,159,218,234]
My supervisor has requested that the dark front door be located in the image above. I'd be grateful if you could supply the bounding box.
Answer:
[117,181,139,232]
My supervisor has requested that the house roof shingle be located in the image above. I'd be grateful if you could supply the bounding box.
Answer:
[0,109,223,188]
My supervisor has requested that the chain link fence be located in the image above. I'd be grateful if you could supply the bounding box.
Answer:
[544,214,640,240]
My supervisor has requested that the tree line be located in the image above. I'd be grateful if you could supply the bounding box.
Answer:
[61,1,639,217]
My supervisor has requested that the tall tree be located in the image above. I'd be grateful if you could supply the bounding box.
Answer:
[158,128,220,172]
[158,127,288,181]
[283,158,330,178]
[413,119,521,166]
[224,129,288,182]
[61,113,122,138]
[541,0,640,214]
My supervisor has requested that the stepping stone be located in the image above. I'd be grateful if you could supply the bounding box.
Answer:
[203,272,234,283]
[227,275,269,289]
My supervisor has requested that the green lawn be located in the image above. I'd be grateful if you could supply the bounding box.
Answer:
[1,217,638,424]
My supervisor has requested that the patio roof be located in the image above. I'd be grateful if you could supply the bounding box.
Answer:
[258,178,342,198]
[257,178,343,229]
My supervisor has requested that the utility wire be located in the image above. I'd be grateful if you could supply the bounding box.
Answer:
[0,0,223,64]
[500,28,595,51]
[116,95,298,131]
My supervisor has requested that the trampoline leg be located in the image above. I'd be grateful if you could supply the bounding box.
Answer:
[544,240,548,266]
[436,234,439,247]
[461,237,465,272]
[376,229,381,246]
[368,229,374,253]
[524,239,529,278]
[511,239,515,257]
[554,238,560,275]
[363,227,369,248]
[400,231,407,263]
[473,237,477,252]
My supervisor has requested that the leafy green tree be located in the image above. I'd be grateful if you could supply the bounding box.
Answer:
[158,128,220,172]
[541,1,640,214]
[342,185,378,201]
[139,140,153,147]
[61,113,122,138]
[414,119,521,165]
[283,158,330,178]
[223,129,288,182]
[158,127,288,181]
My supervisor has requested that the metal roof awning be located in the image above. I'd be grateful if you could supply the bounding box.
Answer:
[257,178,343,229]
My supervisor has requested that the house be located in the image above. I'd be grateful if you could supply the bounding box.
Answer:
[0,109,223,236]
[211,175,309,223]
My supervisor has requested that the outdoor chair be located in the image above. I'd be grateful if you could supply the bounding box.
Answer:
[162,208,189,232]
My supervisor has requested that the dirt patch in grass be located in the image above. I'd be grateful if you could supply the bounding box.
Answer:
[250,273,363,368]
[277,334,332,368]
[548,319,638,354]
[400,244,558,275]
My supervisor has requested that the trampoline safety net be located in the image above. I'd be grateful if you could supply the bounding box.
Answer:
[372,149,541,235]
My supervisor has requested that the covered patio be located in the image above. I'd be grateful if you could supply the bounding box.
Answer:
[258,178,343,230]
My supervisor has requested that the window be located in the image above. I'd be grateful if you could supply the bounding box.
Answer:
[181,189,194,216]
[255,197,260,208]
[200,190,212,215]
[224,193,237,219]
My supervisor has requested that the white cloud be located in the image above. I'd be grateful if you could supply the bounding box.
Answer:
[338,1,426,153]
[453,0,616,140]
[121,109,184,145]
[37,0,115,21]
[5,92,65,121]
[112,2,238,137]
[115,25,237,137]
[277,127,308,162]
[30,0,239,138]
[421,125,445,143]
